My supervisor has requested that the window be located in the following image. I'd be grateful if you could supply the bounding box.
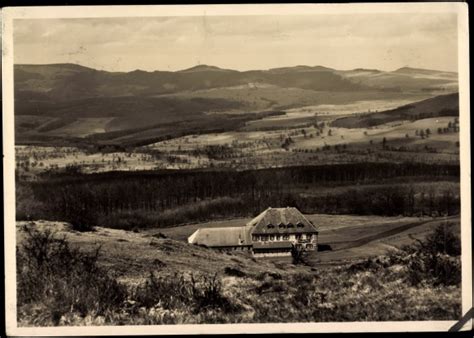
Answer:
[297,223,304,228]
[296,234,302,240]
[252,235,259,241]
[261,235,268,242]
[287,223,294,228]
[275,235,281,241]
[283,235,289,240]
[306,244,313,250]
[267,224,274,229]
[270,235,275,241]
[279,223,285,229]
[306,234,313,240]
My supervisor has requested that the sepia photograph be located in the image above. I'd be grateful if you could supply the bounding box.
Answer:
[2,3,471,335]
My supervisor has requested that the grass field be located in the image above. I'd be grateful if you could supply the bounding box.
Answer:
[241,97,428,131]
[48,118,116,137]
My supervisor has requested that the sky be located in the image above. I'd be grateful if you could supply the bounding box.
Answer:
[13,13,458,72]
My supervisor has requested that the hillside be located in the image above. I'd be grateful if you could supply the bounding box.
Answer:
[16,219,461,325]
[14,63,458,146]
[15,63,457,101]
[15,63,369,101]
[331,93,459,128]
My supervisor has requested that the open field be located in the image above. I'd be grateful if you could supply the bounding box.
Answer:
[241,96,429,131]
[48,118,116,137]
[312,216,459,264]
[14,89,460,176]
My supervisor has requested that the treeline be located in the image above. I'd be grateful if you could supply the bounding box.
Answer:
[17,163,460,229]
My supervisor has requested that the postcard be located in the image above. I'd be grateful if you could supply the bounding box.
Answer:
[2,3,471,335]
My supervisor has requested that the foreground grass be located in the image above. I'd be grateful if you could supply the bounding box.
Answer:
[17,222,461,326]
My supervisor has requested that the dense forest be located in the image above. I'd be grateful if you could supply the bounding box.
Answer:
[17,163,460,230]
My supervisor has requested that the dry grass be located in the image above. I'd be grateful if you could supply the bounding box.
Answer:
[16,220,461,326]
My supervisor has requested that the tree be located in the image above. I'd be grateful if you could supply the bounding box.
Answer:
[291,245,308,265]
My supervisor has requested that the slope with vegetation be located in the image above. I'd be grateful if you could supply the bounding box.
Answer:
[331,93,459,128]
[16,220,461,326]
[14,63,457,146]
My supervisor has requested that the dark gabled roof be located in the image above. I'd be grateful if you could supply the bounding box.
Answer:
[248,207,318,235]
[253,241,293,250]
[188,226,252,247]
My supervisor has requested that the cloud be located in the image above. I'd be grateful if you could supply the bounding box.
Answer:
[13,13,458,72]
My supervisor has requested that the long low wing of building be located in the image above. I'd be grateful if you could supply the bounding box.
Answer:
[187,226,252,250]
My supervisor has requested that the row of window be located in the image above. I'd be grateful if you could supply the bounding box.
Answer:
[267,223,305,229]
[252,234,313,241]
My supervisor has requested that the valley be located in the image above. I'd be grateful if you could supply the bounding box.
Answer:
[13,62,463,326]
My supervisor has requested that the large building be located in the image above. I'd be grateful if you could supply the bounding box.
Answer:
[187,207,319,257]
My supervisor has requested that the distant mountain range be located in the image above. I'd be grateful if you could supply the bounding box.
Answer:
[15,63,457,101]
[14,63,458,146]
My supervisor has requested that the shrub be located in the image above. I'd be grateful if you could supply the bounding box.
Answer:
[133,272,192,310]
[63,203,97,231]
[398,222,461,286]
[255,271,283,282]
[291,245,308,265]
[17,224,126,325]
[224,266,246,277]
[133,271,239,315]
[423,222,461,256]
[190,273,236,313]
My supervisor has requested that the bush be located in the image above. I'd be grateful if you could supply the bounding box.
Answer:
[17,224,126,325]
[190,273,236,313]
[133,272,192,310]
[291,245,308,265]
[424,222,461,256]
[63,203,97,231]
[224,266,246,277]
[398,222,461,286]
[133,271,239,315]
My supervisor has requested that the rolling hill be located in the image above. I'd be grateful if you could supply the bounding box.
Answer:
[14,63,458,146]
[331,93,459,128]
